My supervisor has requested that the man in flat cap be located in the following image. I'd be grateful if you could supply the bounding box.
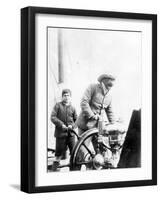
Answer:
[76,73,116,134]
[75,74,116,168]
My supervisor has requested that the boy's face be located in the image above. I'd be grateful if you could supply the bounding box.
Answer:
[62,93,71,104]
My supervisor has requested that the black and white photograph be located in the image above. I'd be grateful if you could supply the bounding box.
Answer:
[20,7,157,193]
[0,0,160,198]
[47,27,141,172]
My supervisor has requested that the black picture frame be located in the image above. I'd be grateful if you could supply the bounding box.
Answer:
[21,6,157,193]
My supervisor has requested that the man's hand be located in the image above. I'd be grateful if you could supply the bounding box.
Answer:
[92,114,100,121]
[62,124,68,131]
[67,125,73,131]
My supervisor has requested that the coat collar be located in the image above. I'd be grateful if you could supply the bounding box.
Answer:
[98,82,109,96]
[61,101,71,107]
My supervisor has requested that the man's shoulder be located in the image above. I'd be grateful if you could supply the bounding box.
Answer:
[82,83,100,98]
[87,83,100,91]
[88,83,98,87]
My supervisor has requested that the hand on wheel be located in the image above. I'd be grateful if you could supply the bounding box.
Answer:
[92,114,100,121]
[68,125,73,131]
[62,124,68,131]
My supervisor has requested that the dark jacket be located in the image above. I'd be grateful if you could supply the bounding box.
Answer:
[51,102,77,138]
[76,83,115,131]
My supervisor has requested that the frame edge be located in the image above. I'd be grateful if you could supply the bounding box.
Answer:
[21,7,30,193]
[20,6,157,193]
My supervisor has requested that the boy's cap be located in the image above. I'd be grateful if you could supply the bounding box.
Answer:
[62,89,72,96]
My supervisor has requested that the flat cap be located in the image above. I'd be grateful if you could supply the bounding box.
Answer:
[97,74,116,82]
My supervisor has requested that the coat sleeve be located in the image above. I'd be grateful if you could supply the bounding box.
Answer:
[72,107,78,128]
[50,103,64,128]
[105,100,115,124]
[73,108,78,122]
[80,84,95,119]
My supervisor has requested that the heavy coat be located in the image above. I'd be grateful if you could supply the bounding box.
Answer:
[76,83,115,131]
[51,102,77,138]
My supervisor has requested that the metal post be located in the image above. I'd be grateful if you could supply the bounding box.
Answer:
[58,29,64,83]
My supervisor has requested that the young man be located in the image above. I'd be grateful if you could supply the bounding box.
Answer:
[51,89,77,171]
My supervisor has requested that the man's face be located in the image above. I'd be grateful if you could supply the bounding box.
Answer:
[62,93,71,104]
[102,78,114,90]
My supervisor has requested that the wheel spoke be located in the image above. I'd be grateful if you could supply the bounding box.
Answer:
[70,129,99,171]
[82,143,95,158]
